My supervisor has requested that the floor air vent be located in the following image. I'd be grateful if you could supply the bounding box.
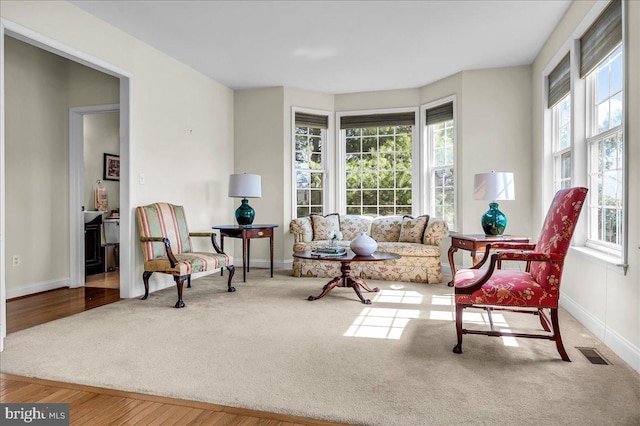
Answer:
[576,347,610,365]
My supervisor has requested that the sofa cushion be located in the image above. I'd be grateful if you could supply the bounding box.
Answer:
[376,242,441,257]
[311,213,340,241]
[371,216,402,242]
[339,215,372,241]
[399,215,429,243]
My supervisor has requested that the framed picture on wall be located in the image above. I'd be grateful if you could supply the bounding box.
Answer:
[103,153,120,181]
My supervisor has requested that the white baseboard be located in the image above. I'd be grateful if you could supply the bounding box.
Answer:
[7,278,69,299]
[560,293,640,373]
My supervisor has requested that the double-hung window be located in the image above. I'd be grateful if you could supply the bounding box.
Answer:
[293,110,329,218]
[339,111,417,216]
[423,100,456,230]
[580,0,624,253]
[548,54,572,192]
[545,0,626,262]
[585,46,624,249]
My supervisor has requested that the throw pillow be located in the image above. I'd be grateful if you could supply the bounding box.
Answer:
[370,216,402,242]
[310,213,340,241]
[399,215,429,243]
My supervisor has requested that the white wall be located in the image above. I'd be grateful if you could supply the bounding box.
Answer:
[1,0,235,299]
[4,36,71,292]
[531,0,640,371]
[84,112,120,214]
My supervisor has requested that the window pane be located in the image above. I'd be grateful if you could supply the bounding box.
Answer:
[597,67,609,103]
[297,189,308,205]
[561,153,571,180]
[346,138,360,153]
[346,190,361,205]
[597,100,610,133]
[297,207,309,217]
[346,171,361,189]
[310,190,322,205]
[363,137,377,152]
[343,124,413,214]
[610,54,623,94]
[296,171,310,189]
[346,206,361,215]
[610,92,623,128]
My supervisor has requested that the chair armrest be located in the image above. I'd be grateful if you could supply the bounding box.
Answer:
[189,232,224,254]
[496,251,564,262]
[140,236,178,267]
[422,218,449,246]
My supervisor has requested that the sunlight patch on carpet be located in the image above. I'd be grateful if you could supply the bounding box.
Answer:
[372,289,423,304]
[344,307,420,339]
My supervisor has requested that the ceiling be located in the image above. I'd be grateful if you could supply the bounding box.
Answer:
[70,0,572,94]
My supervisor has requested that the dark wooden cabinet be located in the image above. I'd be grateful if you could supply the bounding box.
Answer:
[85,216,104,276]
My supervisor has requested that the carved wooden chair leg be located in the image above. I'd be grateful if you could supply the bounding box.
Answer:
[551,308,570,362]
[141,271,153,300]
[453,303,465,354]
[226,265,236,292]
[173,275,187,308]
[538,308,552,332]
[187,275,192,288]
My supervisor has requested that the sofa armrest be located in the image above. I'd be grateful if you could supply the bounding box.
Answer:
[422,218,449,246]
[290,217,313,243]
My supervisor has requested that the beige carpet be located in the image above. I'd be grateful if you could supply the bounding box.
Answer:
[1,269,639,425]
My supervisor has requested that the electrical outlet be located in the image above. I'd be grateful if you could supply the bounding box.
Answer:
[12,255,20,266]
[139,173,145,185]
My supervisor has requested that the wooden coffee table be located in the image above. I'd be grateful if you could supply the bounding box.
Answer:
[293,250,401,304]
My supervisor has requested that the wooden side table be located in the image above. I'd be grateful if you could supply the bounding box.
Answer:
[212,224,279,282]
[448,234,529,286]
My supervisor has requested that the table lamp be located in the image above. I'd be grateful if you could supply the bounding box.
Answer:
[228,173,262,225]
[473,171,515,236]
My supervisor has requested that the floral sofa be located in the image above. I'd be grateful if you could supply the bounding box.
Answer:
[290,214,448,283]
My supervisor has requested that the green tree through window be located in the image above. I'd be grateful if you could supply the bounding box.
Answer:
[345,126,412,216]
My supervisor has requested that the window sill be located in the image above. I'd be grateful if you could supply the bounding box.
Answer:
[570,246,625,269]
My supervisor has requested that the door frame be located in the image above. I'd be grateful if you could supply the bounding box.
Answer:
[0,18,134,351]
[69,104,120,288]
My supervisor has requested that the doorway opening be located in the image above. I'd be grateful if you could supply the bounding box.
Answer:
[1,21,133,349]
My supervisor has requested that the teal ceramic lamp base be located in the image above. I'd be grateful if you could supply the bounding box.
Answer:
[235,198,255,225]
[481,202,507,236]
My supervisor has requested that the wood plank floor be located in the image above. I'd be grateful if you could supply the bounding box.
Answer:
[2,278,350,426]
[0,373,348,425]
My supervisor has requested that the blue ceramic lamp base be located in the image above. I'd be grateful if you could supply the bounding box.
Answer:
[481,202,507,236]
[235,198,255,225]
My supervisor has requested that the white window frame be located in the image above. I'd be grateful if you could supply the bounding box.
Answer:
[584,47,624,256]
[336,108,420,216]
[420,96,457,231]
[541,1,628,271]
[291,106,333,218]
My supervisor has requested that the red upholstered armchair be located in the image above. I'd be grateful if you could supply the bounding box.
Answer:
[452,187,588,361]
[136,203,235,308]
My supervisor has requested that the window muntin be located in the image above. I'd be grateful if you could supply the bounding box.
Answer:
[344,125,413,216]
[551,95,572,191]
[294,125,325,218]
[586,45,624,251]
[428,119,455,229]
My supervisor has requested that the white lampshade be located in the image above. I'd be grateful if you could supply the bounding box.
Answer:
[474,172,515,201]
[228,174,262,198]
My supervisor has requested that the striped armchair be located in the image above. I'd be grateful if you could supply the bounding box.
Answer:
[136,202,235,308]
